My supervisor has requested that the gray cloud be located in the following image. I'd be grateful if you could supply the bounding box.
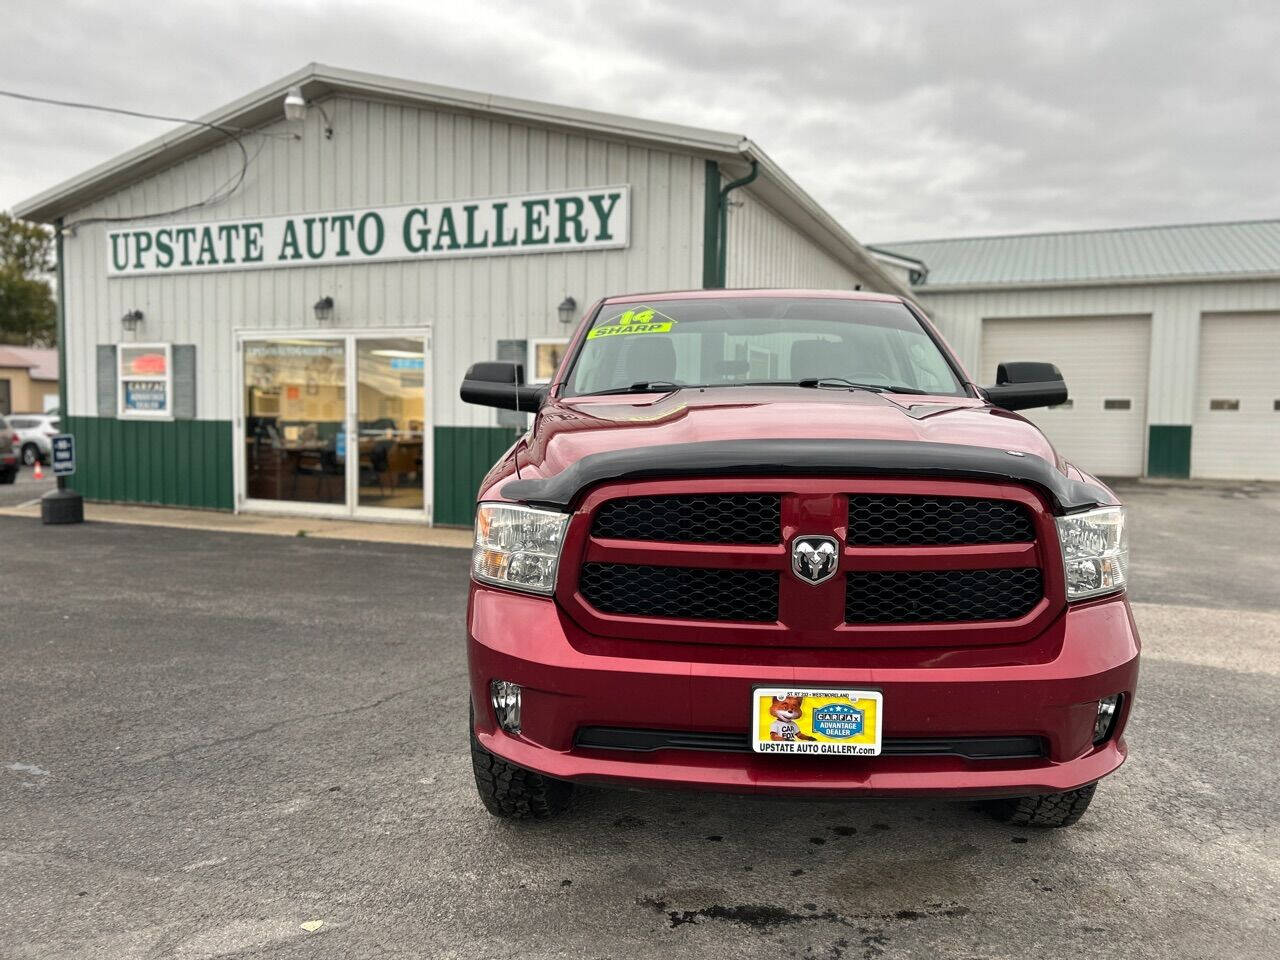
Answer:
[2,0,1276,240]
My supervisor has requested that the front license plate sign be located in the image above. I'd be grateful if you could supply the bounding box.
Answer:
[752,688,883,756]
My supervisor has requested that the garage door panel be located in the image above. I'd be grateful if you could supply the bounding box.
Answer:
[981,316,1151,477]
[1192,313,1280,480]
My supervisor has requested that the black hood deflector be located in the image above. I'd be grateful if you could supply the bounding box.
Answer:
[500,439,1110,515]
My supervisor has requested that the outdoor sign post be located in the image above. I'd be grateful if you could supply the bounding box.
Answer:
[51,434,75,477]
[41,429,84,525]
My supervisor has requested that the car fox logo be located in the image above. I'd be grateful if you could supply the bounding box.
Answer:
[791,535,839,585]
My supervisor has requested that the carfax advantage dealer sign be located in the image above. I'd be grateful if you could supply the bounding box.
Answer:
[106,185,629,277]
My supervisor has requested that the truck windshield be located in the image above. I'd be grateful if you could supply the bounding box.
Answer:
[562,296,965,398]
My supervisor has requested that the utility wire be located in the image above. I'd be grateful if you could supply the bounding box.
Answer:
[0,87,291,229]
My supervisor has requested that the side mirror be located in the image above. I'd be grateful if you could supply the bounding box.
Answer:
[983,361,1068,411]
[459,361,547,412]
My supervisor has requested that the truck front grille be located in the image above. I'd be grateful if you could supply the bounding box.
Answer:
[847,495,1033,545]
[570,484,1053,640]
[579,562,779,622]
[845,568,1043,623]
[591,493,781,544]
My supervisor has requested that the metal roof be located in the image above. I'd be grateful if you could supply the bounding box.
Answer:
[873,219,1280,289]
[11,63,906,297]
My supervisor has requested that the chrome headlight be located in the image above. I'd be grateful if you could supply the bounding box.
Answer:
[1055,506,1128,600]
[473,503,568,595]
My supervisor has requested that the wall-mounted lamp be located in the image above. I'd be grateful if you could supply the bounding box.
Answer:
[121,309,144,332]
[283,85,334,139]
[283,86,307,123]
[557,295,578,325]
[313,296,335,323]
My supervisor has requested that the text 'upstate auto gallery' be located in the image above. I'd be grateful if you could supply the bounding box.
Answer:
[14,64,904,524]
[106,187,628,275]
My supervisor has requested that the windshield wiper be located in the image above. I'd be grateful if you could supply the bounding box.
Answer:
[587,380,686,397]
[795,377,930,395]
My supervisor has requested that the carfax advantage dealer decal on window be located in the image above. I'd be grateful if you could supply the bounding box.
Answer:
[105,186,629,277]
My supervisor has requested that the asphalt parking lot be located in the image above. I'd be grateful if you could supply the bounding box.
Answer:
[0,463,55,508]
[2,482,1277,959]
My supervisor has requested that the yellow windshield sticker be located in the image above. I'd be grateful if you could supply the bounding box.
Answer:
[586,307,676,339]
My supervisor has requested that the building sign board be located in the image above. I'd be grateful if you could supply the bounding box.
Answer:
[51,434,75,477]
[106,186,630,277]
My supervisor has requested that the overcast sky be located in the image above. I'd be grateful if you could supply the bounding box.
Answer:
[2,0,1277,242]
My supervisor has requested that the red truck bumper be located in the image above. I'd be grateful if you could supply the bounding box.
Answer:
[467,586,1139,799]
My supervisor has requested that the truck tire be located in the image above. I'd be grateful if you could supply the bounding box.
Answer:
[470,715,572,820]
[988,782,1098,828]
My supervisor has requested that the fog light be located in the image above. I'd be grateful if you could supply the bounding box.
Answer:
[490,680,522,734]
[1094,694,1121,744]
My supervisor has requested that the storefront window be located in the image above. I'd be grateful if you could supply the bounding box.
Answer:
[528,338,569,384]
[118,343,172,418]
[357,338,426,510]
[243,339,347,504]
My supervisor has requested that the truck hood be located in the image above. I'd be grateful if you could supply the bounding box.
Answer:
[517,386,1065,480]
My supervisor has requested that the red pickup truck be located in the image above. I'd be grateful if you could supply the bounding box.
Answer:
[460,290,1138,828]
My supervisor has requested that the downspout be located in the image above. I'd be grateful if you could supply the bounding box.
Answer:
[715,159,759,288]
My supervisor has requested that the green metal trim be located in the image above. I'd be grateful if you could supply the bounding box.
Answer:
[432,425,522,525]
[1147,424,1191,478]
[63,416,233,509]
[54,218,69,492]
[716,159,759,287]
[702,160,720,288]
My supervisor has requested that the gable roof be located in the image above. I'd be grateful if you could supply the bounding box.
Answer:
[874,219,1280,290]
[0,346,58,379]
[11,63,906,297]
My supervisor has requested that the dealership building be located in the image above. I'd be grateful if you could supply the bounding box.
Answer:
[873,220,1280,480]
[14,64,906,524]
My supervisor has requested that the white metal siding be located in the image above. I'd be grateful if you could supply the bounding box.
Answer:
[1192,313,1280,479]
[724,188,874,290]
[981,315,1151,477]
[918,279,1280,429]
[59,95,706,428]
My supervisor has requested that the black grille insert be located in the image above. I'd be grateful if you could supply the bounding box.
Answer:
[848,495,1034,545]
[579,562,778,622]
[845,568,1043,623]
[575,727,1046,760]
[592,494,781,544]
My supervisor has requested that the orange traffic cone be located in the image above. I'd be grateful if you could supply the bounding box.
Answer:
[33,459,43,480]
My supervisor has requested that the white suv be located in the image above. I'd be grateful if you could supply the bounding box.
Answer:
[7,412,59,466]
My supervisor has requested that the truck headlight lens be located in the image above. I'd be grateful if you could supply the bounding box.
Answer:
[1055,506,1128,600]
[473,503,568,595]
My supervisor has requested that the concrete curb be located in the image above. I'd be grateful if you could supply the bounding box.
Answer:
[0,500,472,549]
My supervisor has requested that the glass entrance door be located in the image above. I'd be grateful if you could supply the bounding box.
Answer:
[239,330,430,521]
[354,337,426,512]
[243,338,347,506]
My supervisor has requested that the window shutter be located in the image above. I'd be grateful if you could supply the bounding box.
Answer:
[495,339,528,431]
[172,344,197,419]
[96,345,117,417]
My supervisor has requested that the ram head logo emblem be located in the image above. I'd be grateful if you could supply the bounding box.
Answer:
[791,536,839,585]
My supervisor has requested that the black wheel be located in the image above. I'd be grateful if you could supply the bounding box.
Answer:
[21,444,40,466]
[0,468,15,485]
[987,782,1098,828]
[470,713,572,820]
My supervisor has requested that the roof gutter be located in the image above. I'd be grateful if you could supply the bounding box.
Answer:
[908,270,1280,294]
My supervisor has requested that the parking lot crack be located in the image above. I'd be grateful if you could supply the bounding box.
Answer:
[142,686,424,763]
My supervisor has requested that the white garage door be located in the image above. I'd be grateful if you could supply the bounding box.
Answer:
[1192,313,1280,480]
[981,315,1151,477]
